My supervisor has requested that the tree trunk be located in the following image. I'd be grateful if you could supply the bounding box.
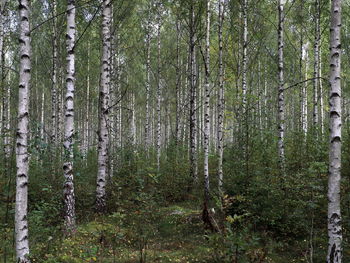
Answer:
[51,0,58,145]
[156,6,161,171]
[327,0,342,262]
[313,0,320,128]
[16,0,31,261]
[1,0,10,163]
[175,21,181,145]
[96,0,112,213]
[301,42,309,137]
[145,10,151,151]
[217,0,225,193]
[319,49,324,135]
[84,41,91,156]
[189,2,198,183]
[277,0,286,173]
[63,0,77,234]
[41,92,45,140]
[203,0,211,215]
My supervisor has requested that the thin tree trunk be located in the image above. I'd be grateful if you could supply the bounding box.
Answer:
[16,0,31,261]
[1,0,10,163]
[301,42,309,137]
[156,7,161,171]
[217,0,225,193]
[131,90,136,146]
[327,0,342,262]
[277,0,286,173]
[175,21,181,145]
[84,41,91,156]
[51,0,58,145]
[145,10,151,151]
[242,0,248,109]
[41,92,45,140]
[203,0,211,211]
[189,2,198,182]
[63,0,77,234]
[313,0,320,128]
[96,0,112,213]
[320,49,324,135]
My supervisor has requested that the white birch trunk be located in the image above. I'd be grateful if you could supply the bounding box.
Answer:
[84,41,91,156]
[63,0,76,234]
[277,0,286,172]
[204,0,211,207]
[41,92,45,140]
[320,49,324,135]
[16,0,31,261]
[217,0,225,193]
[145,11,151,150]
[51,0,58,145]
[96,0,111,213]
[156,9,161,171]
[1,0,10,160]
[131,91,136,146]
[302,42,309,136]
[175,21,181,145]
[189,3,198,182]
[242,0,248,109]
[313,0,320,127]
[327,0,342,261]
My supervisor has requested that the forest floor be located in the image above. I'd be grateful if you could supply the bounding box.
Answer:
[30,201,215,263]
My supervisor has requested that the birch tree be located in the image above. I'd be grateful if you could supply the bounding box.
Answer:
[203,0,211,212]
[217,0,225,193]
[1,0,10,164]
[313,0,320,127]
[327,0,342,261]
[96,0,112,213]
[15,0,31,261]
[156,2,162,171]
[175,20,181,145]
[63,0,76,234]
[145,8,151,151]
[189,1,198,182]
[277,0,286,173]
[301,42,309,136]
[51,0,58,145]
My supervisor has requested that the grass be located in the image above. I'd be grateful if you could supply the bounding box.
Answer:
[29,203,214,263]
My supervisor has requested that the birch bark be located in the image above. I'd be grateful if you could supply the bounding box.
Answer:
[156,5,161,171]
[217,0,225,193]
[189,2,198,182]
[313,0,320,127]
[204,0,211,208]
[277,0,286,173]
[63,0,77,234]
[51,0,58,145]
[145,10,151,151]
[96,0,112,213]
[327,0,342,261]
[16,0,31,261]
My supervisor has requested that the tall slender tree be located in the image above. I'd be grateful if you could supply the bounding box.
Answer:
[189,1,198,182]
[15,0,31,261]
[51,0,58,145]
[327,0,342,262]
[156,2,162,171]
[277,0,286,173]
[63,0,77,234]
[96,0,112,213]
[217,0,225,193]
[203,0,211,212]
[145,7,151,151]
[313,0,320,128]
